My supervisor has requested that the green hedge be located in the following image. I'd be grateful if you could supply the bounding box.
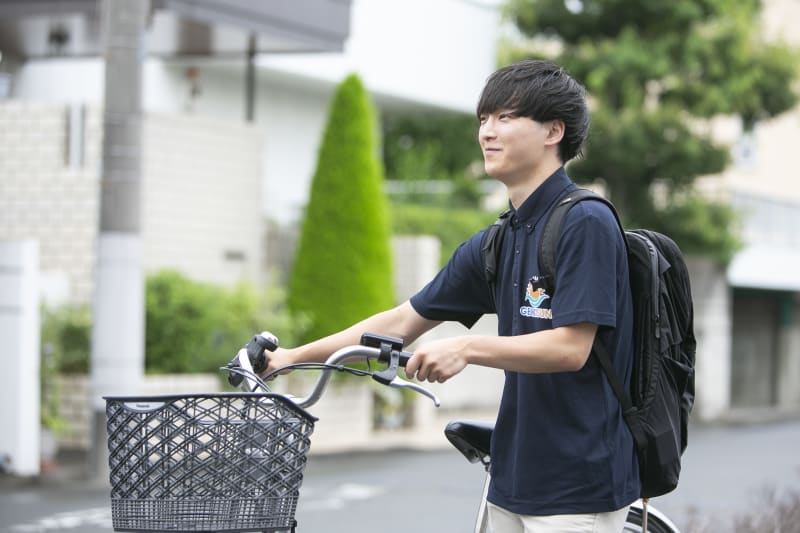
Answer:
[145,270,300,374]
[41,271,300,375]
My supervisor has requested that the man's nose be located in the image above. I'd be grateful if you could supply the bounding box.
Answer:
[479,118,496,141]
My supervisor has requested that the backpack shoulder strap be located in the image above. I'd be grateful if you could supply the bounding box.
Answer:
[593,338,637,419]
[481,209,511,310]
[537,188,637,420]
[538,188,625,294]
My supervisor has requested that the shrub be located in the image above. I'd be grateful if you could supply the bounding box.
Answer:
[145,270,301,374]
[41,304,91,374]
[288,74,394,343]
[39,272,299,376]
[40,304,91,431]
[390,202,498,265]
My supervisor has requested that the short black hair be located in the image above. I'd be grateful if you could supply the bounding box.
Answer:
[476,60,589,162]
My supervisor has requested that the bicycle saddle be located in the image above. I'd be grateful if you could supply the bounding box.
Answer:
[444,419,493,464]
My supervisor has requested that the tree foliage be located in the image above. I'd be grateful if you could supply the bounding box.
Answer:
[288,74,394,343]
[502,0,798,262]
[382,111,486,207]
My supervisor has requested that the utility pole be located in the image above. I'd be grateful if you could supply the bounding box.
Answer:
[89,0,150,478]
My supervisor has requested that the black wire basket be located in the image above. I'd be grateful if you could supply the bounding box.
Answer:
[105,393,316,532]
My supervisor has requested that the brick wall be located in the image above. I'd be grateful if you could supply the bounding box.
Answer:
[142,113,264,286]
[0,102,265,304]
[0,102,101,304]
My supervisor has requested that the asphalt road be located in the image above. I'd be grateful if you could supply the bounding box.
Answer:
[2,417,800,532]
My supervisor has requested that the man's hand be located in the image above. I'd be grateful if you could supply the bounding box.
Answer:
[260,347,296,380]
[404,337,470,383]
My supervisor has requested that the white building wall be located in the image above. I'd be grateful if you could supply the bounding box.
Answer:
[0,101,100,304]
[142,112,264,285]
[0,101,264,303]
[0,240,41,475]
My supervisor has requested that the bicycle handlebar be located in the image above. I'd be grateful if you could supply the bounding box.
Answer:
[224,332,440,409]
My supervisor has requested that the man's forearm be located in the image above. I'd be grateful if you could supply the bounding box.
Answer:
[463,323,598,373]
[292,301,439,363]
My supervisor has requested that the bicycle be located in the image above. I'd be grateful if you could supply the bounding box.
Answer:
[104,332,682,533]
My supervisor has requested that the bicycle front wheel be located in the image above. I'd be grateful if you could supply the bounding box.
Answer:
[623,502,681,533]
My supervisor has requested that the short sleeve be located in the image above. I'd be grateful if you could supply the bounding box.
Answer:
[550,201,624,328]
[410,232,491,328]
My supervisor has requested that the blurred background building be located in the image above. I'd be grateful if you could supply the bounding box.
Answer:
[1,0,799,469]
[0,0,504,470]
[0,0,500,302]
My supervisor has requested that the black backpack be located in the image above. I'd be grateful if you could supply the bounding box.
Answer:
[482,188,696,499]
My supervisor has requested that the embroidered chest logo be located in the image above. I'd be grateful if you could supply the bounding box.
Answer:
[520,276,553,319]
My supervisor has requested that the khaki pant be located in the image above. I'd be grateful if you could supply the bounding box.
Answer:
[487,502,630,533]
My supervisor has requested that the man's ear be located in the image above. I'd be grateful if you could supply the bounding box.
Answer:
[544,120,565,147]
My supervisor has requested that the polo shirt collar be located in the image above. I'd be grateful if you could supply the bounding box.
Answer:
[508,166,573,231]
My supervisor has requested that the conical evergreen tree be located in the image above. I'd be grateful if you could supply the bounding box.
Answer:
[288,74,394,343]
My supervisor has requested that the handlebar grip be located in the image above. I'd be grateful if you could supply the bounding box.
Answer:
[227,332,279,387]
[397,350,413,368]
[246,333,278,374]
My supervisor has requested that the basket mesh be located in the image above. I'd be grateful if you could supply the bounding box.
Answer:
[105,393,315,532]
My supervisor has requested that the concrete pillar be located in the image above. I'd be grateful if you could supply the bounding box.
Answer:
[687,257,731,421]
[776,294,800,407]
[391,235,441,302]
[0,240,40,476]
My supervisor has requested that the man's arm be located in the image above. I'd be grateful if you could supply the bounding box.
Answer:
[405,322,597,383]
[263,300,441,375]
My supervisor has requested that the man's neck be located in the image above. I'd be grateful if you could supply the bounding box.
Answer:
[504,159,563,209]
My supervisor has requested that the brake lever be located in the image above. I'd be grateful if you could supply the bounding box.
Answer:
[387,376,441,407]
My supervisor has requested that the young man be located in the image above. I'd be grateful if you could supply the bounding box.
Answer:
[266,59,639,532]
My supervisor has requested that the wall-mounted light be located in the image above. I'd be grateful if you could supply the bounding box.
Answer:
[47,24,70,56]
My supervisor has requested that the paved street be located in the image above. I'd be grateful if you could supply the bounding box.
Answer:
[2,416,800,532]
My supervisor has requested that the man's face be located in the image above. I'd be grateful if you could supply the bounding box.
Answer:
[478,110,553,183]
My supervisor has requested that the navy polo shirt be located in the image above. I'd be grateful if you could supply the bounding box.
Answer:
[410,167,639,515]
